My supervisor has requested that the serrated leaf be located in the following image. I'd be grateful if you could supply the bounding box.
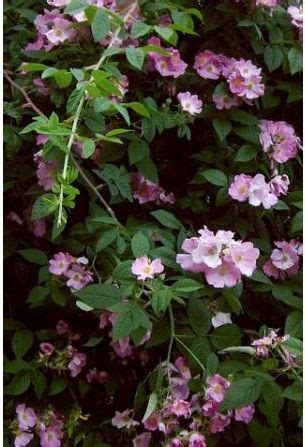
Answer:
[142,392,158,422]
[264,45,283,72]
[201,169,228,187]
[151,210,183,230]
[213,117,232,141]
[75,283,123,309]
[131,232,150,257]
[18,249,48,265]
[12,330,33,359]
[126,47,145,70]
[91,9,110,42]
[221,378,261,411]
[187,298,211,335]
[5,372,31,395]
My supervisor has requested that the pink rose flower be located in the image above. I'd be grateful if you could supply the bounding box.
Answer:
[177,92,203,115]
[39,342,55,356]
[234,405,255,423]
[132,432,152,447]
[188,433,207,447]
[205,374,230,403]
[14,432,33,447]
[131,257,164,281]
[49,252,73,276]
[111,409,139,429]
[16,404,37,430]
[205,260,241,288]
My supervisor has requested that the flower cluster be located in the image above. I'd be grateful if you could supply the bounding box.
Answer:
[177,92,203,116]
[26,9,76,51]
[228,173,290,209]
[259,120,301,163]
[263,239,302,279]
[131,172,175,205]
[39,339,87,378]
[176,227,260,288]
[112,369,255,446]
[49,252,93,291]
[251,330,297,367]
[194,51,264,104]
[132,256,164,281]
[147,37,187,78]
[14,405,63,447]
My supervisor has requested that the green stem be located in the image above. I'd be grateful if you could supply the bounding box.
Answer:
[56,1,138,227]
[174,336,205,372]
[166,304,175,395]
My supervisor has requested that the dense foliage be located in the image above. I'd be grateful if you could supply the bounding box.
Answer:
[4,0,303,446]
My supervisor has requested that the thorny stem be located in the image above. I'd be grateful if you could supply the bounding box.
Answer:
[57,1,138,227]
[4,70,119,222]
[4,1,139,229]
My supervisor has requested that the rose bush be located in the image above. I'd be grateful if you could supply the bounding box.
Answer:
[4,0,303,446]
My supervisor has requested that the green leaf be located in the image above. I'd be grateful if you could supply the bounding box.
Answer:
[154,26,177,45]
[233,126,260,144]
[5,372,31,395]
[250,270,273,286]
[290,211,302,234]
[288,47,303,75]
[21,63,48,72]
[126,47,145,70]
[272,285,302,310]
[131,232,150,257]
[12,330,33,359]
[54,70,73,88]
[234,145,258,162]
[18,249,48,265]
[172,279,203,293]
[82,140,96,159]
[4,360,31,374]
[228,110,258,126]
[112,311,135,340]
[128,140,150,164]
[49,377,68,395]
[96,228,118,252]
[142,392,158,422]
[151,210,183,230]
[221,378,261,411]
[260,381,283,427]
[190,337,211,367]
[187,298,211,335]
[264,45,283,72]
[64,0,87,14]
[282,380,302,402]
[211,324,242,350]
[131,22,151,38]
[112,260,133,280]
[91,9,110,42]
[283,337,303,356]
[213,117,232,141]
[285,311,302,338]
[124,102,150,118]
[74,283,123,309]
[31,369,46,399]
[151,287,172,316]
[31,194,58,221]
[201,169,228,187]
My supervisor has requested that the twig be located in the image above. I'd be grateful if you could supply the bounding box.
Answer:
[4,70,118,221]
[4,71,47,119]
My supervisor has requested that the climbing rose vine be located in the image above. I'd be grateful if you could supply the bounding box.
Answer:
[4,0,302,446]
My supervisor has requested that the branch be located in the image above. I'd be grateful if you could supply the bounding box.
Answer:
[4,70,118,221]
[4,71,47,119]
